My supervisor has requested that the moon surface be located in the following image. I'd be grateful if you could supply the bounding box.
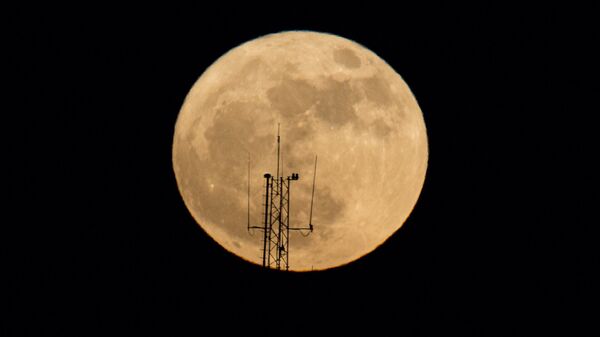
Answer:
[172,31,428,271]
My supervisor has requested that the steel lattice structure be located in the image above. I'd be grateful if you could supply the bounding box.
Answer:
[248,125,316,271]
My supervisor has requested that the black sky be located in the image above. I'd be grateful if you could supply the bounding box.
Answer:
[6,4,596,336]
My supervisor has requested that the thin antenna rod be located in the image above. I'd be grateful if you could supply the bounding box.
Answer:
[276,123,280,180]
[308,155,317,231]
[247,154,250,232]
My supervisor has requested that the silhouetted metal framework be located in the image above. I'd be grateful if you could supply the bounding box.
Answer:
[247,124,316,271]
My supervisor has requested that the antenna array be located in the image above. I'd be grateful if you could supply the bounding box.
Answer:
[247,124,317,270]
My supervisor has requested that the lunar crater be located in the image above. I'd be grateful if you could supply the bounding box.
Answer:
[333,48,362,69]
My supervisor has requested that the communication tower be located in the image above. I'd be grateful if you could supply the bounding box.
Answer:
[247,124,317,271]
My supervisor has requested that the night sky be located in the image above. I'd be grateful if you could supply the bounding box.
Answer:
[7,4,595,336]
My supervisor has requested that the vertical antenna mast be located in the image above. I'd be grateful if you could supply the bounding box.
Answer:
[247,154,250,232]
[309,155,318,231]
[261,174,271,267]
[276,123,280,180]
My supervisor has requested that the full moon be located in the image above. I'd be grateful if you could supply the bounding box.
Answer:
[172,31,428,271]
